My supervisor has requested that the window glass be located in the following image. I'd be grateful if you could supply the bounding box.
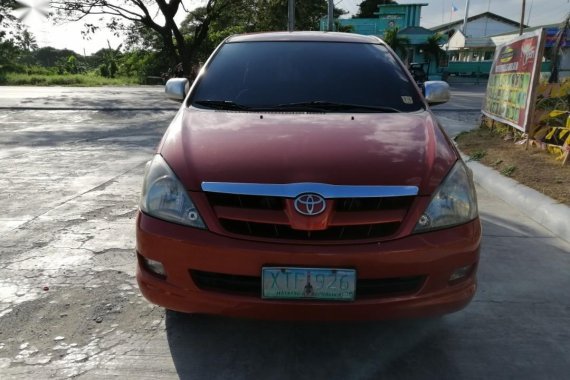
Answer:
[191,41,424,112]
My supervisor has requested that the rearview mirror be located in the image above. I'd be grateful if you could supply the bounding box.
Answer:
[165,78,189,102]
[424,81,451,106]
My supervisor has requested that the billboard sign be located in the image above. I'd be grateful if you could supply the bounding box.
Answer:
[482,29,546,132]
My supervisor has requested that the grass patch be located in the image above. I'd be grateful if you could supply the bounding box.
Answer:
[500,165,517,177]
[469,150,486,161]
[455,126,570,205]
[2,73,139,86]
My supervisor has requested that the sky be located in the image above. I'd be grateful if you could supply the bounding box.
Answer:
[10,0,570,55]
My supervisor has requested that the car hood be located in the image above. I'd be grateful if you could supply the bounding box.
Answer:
[159,108,458,195]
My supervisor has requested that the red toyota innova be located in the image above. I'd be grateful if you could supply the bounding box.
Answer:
[136,32,481,320]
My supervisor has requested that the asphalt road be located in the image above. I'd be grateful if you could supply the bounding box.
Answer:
[430,84,487,112]
[0,86,568,379]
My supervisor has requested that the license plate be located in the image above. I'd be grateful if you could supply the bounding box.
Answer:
[262,267,356,301]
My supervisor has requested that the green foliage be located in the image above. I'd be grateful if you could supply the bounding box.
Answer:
[92,44,122,78]
[33,47,78,67]
[66,55,78,74]
[335,22,354,33]
[250,0,346,32]
[14,29,38,52]
[208,25,247,48]
[118,50,167,81]
[383,28,410,59]
[99,64,110,78]
[0,0,17,26]
[500,165,517,177]
[469,150,487,161]
[0,38,21,81]
[4,0,356,85]
[354,0,397,18]
[108,60,118,77]
[3,72,139,86]
[421,33,445,72]
[175,0,349,71]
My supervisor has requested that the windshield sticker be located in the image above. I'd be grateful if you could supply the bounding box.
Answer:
[401,96,413,104]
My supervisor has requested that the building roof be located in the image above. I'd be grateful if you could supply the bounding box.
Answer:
[430,12,527,33]
[491,23,561,37]
[399,26,434,35]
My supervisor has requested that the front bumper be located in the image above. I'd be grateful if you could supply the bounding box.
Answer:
[136,212,481,320]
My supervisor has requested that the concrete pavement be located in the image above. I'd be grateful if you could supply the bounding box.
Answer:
[0,86,568,379]
[0,86,178,110]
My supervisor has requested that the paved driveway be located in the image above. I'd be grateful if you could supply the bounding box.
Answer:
[0,86,568,379]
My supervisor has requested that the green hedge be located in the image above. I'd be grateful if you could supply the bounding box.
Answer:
[2,73,140,86]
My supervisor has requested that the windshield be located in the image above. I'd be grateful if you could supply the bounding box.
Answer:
[190,41,424,113]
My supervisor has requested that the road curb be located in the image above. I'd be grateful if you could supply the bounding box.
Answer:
[437,114,570,245]
[464,154,570,245]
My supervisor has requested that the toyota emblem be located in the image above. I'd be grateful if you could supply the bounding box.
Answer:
[294,193,326,216]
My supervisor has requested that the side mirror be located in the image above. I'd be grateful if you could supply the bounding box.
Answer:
[424,81,451,106]
[165,78,189,102]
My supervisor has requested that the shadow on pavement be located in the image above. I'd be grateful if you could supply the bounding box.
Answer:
[166,312,444,380]
[164,215,570,380]
[0,110,173,149]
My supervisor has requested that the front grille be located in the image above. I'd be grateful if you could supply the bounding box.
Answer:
[207,193,283,210]
[207,192,414,241]
[220,219,400,240]
[190,270,425,299]
[335,197,411,212]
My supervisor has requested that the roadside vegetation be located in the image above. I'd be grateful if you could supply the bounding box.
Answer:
[4,73,138,86]
[456,123,570,205]
[0,0,369,86]
[0,32,171,86]
[0,0,429,86]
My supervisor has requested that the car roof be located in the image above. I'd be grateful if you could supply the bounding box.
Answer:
[226,31,383,44]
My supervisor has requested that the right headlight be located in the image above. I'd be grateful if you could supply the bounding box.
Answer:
[414,160,478,233]
[140,154,206,229]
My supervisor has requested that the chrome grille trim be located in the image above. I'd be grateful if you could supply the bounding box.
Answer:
[201,182,418,198]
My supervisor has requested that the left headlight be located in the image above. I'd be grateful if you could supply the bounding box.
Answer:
[140,154,206,229]
[414,160,478,233]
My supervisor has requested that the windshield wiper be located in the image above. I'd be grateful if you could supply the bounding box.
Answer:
[193,100,253,111]
[274,101,403,113]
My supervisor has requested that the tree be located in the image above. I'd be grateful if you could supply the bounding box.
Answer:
[0,37,19,80]
[420,33,445,75]
[64,55,78,74]
[249,0,346,32]
[180,0,348,64]
[335,21,354,33]
[51,0,236,76]
[0,0,17,25]
[92,42,122,77]
[354,0,397,19]
[15,29,37,52]
[383,27,409,59]
[33,47,78,67]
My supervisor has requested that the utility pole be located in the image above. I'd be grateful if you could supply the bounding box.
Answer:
[461,0,470,36]
[288,0,295,32]
[328,0,334,31]
[519,0,526,35]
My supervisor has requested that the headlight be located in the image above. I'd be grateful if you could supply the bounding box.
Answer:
[140,155,206,229]
[414,160,478,233]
